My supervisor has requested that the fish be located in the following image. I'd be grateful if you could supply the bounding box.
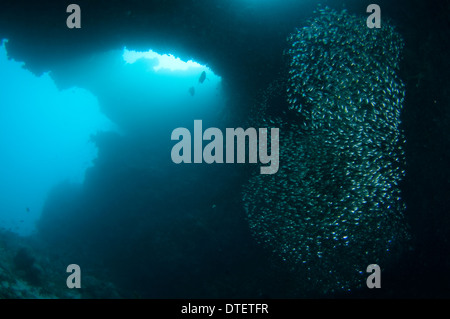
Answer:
[198,71,207,84]
[243,7,408,294]
[188,86,195,96]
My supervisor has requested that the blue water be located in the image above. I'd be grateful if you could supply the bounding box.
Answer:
[0,40,224,236]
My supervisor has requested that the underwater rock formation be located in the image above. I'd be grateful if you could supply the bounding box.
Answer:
[13,248,42,286]
[0,229,123,298]
[243,8,409,293]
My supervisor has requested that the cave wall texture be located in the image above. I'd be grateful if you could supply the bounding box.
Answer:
[0,0,446,108]
[0,0,403,99]
[1,0,446,106]
[0,0,311,97]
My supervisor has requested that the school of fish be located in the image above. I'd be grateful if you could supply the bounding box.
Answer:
[243,7,410,294]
